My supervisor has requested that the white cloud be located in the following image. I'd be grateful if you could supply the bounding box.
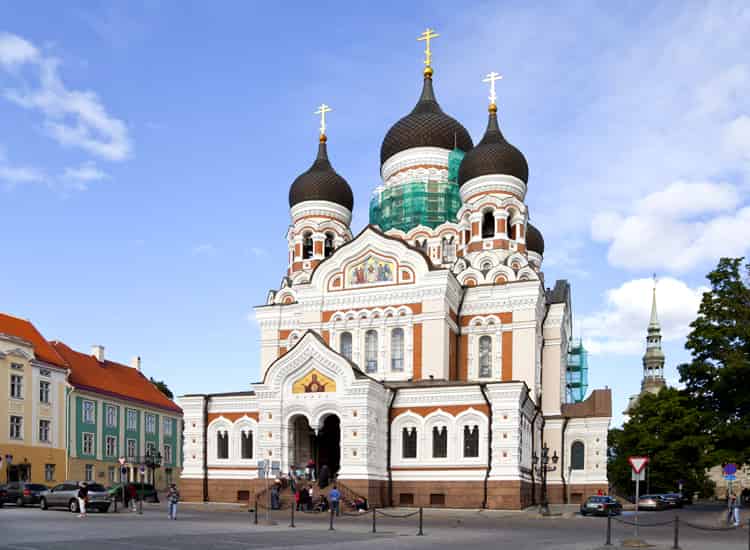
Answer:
[592,181,750,272]
[0,146,47,188]
[723,115,750,160]
[0,32,131,161]
[191,243,216,256]
[61,161,108,191]
[580,277,706,355]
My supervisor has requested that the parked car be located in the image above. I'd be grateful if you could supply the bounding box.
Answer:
[638,494,668,510]
[40,482,111,513]
[658,493,684,508]
[580,496,623,516]
[2,482,48,506]
[107,482,159,503]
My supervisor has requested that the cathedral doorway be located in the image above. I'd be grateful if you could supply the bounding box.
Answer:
[288,414,341,480]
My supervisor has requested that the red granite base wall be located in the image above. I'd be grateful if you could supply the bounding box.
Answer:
[337,478,387,507]
[179,477,267,504]
[547,483,609,504]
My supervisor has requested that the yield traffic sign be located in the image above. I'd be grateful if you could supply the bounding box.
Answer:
[628,456,649,474]
[118,456,126,465]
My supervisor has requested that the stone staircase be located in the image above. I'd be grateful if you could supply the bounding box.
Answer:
[254,478,366,512]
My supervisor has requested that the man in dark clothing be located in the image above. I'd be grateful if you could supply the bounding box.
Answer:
[77,483,88,518]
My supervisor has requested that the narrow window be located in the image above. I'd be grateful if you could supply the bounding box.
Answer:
[481,210,495,239]
[402,427,417,459]
[432,426,448,458]
[391,328,404,371]
[126,439,137,458]
[163,444,172,464]
[10,375,23,399]
[508,217,517,240]
[324,232,334,257]
[478,335,492,378]
[463,425,480,458]
[85,464,94,482]
[44,464,55,482]
[39,419,51,442]
[241,431,253,459]
[571,441,585,470]
[10,416,22,439]
[340,332,353,361]
[442,237,456,262]
[217,431,229,459]
[365,330,378,373]
[302,232,313,259]
[39,381,50,403]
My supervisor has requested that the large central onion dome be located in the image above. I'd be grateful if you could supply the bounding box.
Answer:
[289,137,354,211]
[380,74,473,165]
[457,105,528,186]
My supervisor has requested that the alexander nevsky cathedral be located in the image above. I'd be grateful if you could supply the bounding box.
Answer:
[179,30,611,509]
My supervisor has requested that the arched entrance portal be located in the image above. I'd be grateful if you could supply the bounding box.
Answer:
[289,414,341,480]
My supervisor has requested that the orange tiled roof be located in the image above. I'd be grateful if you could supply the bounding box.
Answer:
[0,312,68,368]
[51,341,181,414]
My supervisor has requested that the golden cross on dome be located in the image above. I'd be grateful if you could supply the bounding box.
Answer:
[417,28,440,71]
[482,71,503,107]
[314,103,332,137]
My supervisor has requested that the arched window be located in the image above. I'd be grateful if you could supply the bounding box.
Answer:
[442,237,456,262]
[432,426,448,458]
[402,427,417,459]
[340,332,353,361]
[324,232,334,257]
[508,217,517,240]
[365,330,378,373]
[482,210,495,239]
[241,431,253,459]
[478,335,492,378]
[217,431,229,459]
[463,425,479,458]
[391,328,404,371]
[302,232,313,259]
[571,441,585,470]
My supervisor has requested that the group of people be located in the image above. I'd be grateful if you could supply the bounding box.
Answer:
[75,482,179,520]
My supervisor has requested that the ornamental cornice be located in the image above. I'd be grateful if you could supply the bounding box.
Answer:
[459,174,527,203]
[381,147,451,181]
[291,200,352,225]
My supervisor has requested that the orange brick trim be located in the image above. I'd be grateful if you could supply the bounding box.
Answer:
[458,334,469,381]
[502,331,513,381]
[207,412,259,423]
[413,323,423,380]
[390,404,489,420]
[460,312,513,327]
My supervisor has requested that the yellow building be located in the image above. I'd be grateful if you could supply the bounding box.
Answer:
[0,314,68,486]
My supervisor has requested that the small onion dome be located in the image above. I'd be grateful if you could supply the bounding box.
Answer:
[289,136,354,211]
[457,105,528,186]
[526,223,544,255]
[380,74,473,165]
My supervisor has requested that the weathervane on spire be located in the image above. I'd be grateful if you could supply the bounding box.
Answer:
[417,27,439,76]
[314,103,332,141]
[482,71,503,110]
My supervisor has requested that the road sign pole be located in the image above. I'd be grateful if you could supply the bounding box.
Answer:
[634,471,640,539]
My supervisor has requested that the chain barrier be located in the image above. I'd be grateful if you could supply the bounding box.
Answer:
[610,515,675,527]
[682,520,741,532]
[375,509,421,519]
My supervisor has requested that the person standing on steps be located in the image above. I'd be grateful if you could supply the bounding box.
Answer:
[77,482,88,518]
[329,485,341,517]
[306,458,316,481]
[167,484,180,520]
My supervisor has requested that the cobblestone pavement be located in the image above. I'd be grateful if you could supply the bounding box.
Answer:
[0,502,746,549]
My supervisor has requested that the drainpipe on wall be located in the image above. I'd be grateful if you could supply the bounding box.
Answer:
[453,285,467,380]
[65,386,74,481]
[202,395,210,502]
[386,388,398,507]
[530,408,540,505]
[479,384,492,509]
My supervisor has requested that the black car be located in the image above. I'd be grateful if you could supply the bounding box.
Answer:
[580,496,623,516]
[658,493,684,508]
[2,482,48,506]
[108,482,159,503]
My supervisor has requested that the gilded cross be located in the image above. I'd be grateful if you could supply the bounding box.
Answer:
[417,28,440,68]
[314,104,332,136]
[482,71,503,106]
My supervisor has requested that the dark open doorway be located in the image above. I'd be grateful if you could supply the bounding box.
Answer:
[317,414,341,477]
[289,414,341,480]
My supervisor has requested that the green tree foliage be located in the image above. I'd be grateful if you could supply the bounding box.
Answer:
[150,377,174,399]
[608,388,709,496]
[678,257,750,465]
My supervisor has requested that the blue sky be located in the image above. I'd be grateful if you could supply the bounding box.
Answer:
[2,1,749,425]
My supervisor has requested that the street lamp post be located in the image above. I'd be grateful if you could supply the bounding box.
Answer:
[533,444,559,515]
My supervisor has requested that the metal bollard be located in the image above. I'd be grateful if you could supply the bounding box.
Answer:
[254,501,258,525]
[672,515,680,550]
[605,509,612,546]
[329,506,335,531]
[290,503,295,528]
[372,506,377,533]
[747,518,749,550]
[417,507,424,536]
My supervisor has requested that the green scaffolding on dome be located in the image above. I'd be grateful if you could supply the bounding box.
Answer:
[566,338,590,403]
[370,149,465,233]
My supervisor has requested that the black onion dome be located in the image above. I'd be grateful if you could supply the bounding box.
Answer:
[457,108,528,186]
[380,75,473,165]
[289,139,354,211]
[526,223,544,255]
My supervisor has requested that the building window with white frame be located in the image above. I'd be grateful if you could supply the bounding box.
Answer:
[82,432,94,455]
[38,419,51,443]
[163,444,172,464]
[340,332,353,361]
[241,431,253,459]
[126,438,137,459]
[10,374,23,399]
[432,426,448,458]
[391,328,404,371]
[10,415,22,439]
[463,425,480,458]
[145,413,156,434]
[105,405,117,428]
[365,330,378,373]
[126,409,137,431]
[402,427,417,459]
[146,441,156,457]
[44,463,55,482]
[478,335,492,378]
[571,441,585,470]
[217,432,229,459]
[39,380,50,404]
[105,435,117,457]
[108,466,116,483]
[85,464,94,482]
[163,417,172,437]
[82,400,95,424]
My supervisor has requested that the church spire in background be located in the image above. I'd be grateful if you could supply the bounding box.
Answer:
[641,276,666,395]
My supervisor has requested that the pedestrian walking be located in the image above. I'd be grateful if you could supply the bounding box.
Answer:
[329,485,341,516]
[167,483,180,520]
[730,492,741,527]
[77,482,88,518]
[128,483,138,512]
